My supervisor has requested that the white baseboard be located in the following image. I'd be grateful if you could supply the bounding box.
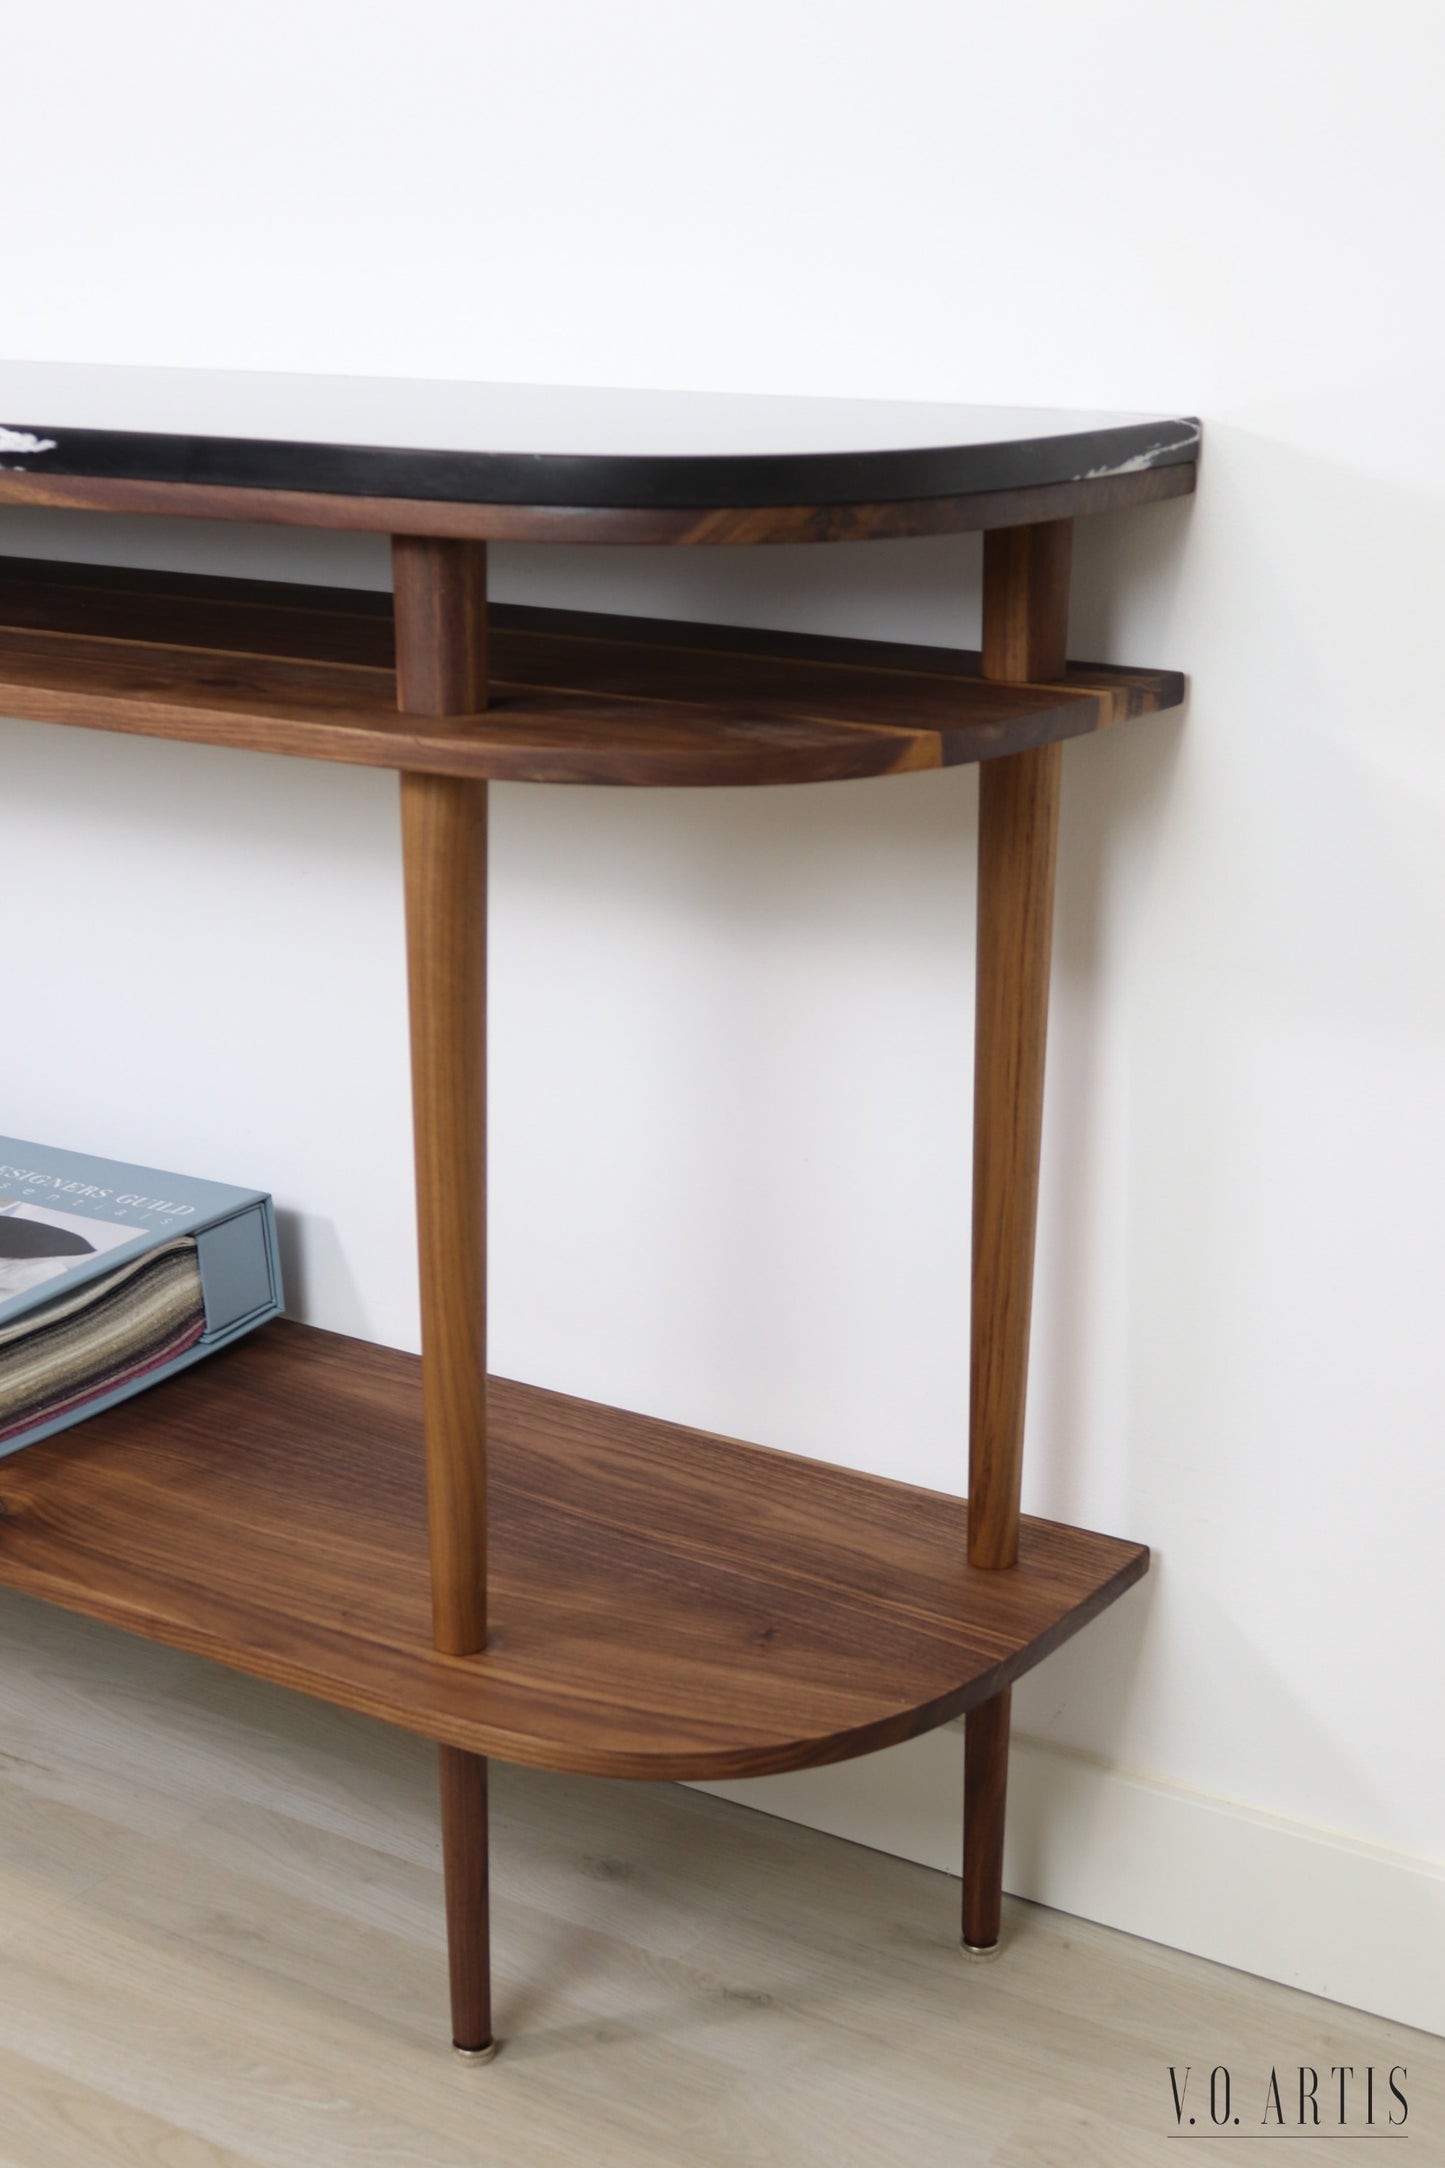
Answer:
[694,1728,1445,2039]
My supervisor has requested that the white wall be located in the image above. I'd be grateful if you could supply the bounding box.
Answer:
[5,1,1443,2033]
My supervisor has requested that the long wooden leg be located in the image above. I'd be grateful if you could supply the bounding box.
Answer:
[398,538,490,1656]
[963,520,1071,1955]
[396,536,498,2054]
[439,1745,496,2058]
[402,765,490,1656]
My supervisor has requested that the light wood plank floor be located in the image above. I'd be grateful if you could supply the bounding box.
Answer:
[0,1589,1438,2166]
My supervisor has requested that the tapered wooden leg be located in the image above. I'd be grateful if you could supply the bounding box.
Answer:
[963,520,1071,1953]
[394,537,498,2053]
[968,737,1063,1569]
[402,769,490,1656]
[439,1744,496,2058]
[396,538,490,1658]
[962,1688,1012,1954]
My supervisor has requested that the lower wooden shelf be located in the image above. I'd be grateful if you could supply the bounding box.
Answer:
[0,1322,1147,1781]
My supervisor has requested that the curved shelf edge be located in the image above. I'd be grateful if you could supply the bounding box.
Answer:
[0,555,1186,787]
[0,1322,1149,1782]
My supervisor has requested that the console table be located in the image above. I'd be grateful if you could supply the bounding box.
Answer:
[0,367,1197,2059]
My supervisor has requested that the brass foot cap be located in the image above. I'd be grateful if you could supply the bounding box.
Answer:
[453,2039,500,2064]
[961,1939,1002,1962]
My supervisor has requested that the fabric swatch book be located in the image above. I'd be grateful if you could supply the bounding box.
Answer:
[0,1137,282,1458]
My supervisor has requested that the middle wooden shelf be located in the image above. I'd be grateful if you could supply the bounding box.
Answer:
[0,554,1184,787]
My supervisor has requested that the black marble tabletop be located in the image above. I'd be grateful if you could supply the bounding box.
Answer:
[0,363,1199,510]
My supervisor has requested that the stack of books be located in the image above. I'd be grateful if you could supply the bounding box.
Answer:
[0,1137,282,1459]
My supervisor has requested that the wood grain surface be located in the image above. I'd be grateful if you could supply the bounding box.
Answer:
[2,1606,1426,2168]
[968,523,1072,1571]
[0,459,1196,544]
[0,554,1184,786]
[962,1687,1013,1952]
[437,1744,493,2054]
[0,1322,1148,1782]
[392,537,488,719]
[396,541,491,1658]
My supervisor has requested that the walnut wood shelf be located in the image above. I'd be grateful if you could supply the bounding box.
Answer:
[0,555,1183,787]
[0,1320,1146,1783]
